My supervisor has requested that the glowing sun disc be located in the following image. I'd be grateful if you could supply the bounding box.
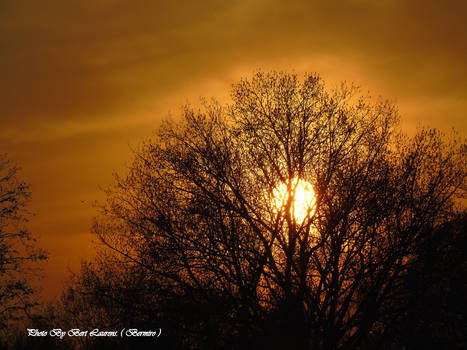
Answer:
[273,178,316,222]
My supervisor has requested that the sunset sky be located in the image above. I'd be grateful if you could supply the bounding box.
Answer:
[1,0,466,300]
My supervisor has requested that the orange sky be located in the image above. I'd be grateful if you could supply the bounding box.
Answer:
[1,0,466,300]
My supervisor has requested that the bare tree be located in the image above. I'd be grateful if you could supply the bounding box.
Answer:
[0,155,47,340]
[68,72,465,349]
[376,212,467,349]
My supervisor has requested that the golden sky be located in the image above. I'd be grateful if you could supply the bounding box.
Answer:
[1,0,466,300]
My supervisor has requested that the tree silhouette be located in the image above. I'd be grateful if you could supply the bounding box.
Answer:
[57,72,465,349]
[376,213,467,349]
[0,155,47,342]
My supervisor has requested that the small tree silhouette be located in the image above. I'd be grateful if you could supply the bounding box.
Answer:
[59,72,465,349]
[0,155,47,342]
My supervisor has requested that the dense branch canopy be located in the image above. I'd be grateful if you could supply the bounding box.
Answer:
[82,72,465,349]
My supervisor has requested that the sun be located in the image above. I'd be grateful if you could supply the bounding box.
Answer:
[273,177,316,223]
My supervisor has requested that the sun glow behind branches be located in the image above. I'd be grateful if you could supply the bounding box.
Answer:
[273,177,316,223]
